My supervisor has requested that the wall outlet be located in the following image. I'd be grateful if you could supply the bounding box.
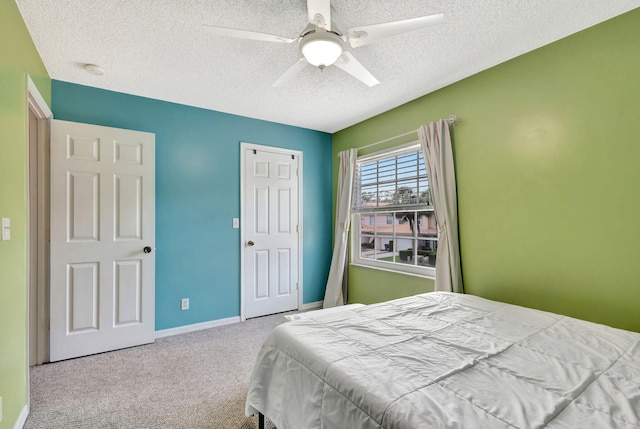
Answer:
[181,298,189,310]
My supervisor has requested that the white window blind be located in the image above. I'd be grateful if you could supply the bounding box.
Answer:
[351,143,437,277]
[354,145,431,212]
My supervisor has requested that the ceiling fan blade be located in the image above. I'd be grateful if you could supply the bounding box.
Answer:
[202,25,296,44]
[272,58,309,87]
[334,52,380,87]
[307,0,331,31]
[348,13,444,48]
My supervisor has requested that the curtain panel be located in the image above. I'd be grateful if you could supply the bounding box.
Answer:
[418,120,463,293]
[323,148,358,308]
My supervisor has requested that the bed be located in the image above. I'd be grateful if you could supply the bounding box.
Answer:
[245,292,640,428]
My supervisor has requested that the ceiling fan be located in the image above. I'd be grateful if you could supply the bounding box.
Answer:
[203,0,443,87]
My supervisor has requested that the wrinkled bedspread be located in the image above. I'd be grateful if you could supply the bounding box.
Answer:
[246,292,640,428]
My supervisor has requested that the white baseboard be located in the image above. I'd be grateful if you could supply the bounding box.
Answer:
[301,300,323,311]
[155,316,241,339]
[14,404,29,429]
[155,305,323,339]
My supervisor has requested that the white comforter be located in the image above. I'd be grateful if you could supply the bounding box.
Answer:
[246,292,640,428]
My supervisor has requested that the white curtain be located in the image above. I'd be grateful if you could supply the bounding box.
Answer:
[418,120,463,293]
[323,148,358,308]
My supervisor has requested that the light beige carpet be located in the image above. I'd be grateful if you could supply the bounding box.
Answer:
[25,314,284,428]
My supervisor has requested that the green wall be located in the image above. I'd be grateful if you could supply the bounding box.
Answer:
[335,8,640,332]
[0,2,50,428]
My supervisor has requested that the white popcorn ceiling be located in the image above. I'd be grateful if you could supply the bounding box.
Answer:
[16,0,639,133]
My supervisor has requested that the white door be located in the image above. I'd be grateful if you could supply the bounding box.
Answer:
[50,119,155,362]
[243,145,300,319]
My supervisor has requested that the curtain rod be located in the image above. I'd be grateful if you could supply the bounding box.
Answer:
[356,114,459,152]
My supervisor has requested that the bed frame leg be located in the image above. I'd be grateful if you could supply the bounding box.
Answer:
[258,412,265,429]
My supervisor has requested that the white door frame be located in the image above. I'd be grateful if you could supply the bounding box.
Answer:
[239,142,303,321]
[27,74,52,365]
[25,74,53,419]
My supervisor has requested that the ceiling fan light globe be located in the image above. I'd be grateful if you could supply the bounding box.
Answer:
[300,34,344,67]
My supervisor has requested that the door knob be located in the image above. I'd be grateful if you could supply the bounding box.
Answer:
[143,246,152,253]
[247,240,255,247]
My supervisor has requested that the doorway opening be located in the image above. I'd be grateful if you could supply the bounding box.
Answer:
[27,75,52,367]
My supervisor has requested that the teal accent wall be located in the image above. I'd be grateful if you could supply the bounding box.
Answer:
[52,81,332,330]
[334,9,640,332]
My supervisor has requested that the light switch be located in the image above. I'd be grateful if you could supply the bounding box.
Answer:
[1,218,10,241]
[232,218,239,229]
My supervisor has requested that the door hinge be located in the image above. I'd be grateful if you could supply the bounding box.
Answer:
[296,282,299,291]
[296,225,299,233]
[47,318,50,330]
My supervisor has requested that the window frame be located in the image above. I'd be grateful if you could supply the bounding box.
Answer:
[350,142,437,278]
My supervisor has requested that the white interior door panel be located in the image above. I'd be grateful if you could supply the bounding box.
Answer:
[243,145,300,318]
[50,119,155,362]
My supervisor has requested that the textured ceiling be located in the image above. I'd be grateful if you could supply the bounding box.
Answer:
[16,0,638,133]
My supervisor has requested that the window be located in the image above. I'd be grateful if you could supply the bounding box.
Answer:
[352,143,437,277]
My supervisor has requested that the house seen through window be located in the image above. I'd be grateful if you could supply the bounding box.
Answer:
[352,143,437,277]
